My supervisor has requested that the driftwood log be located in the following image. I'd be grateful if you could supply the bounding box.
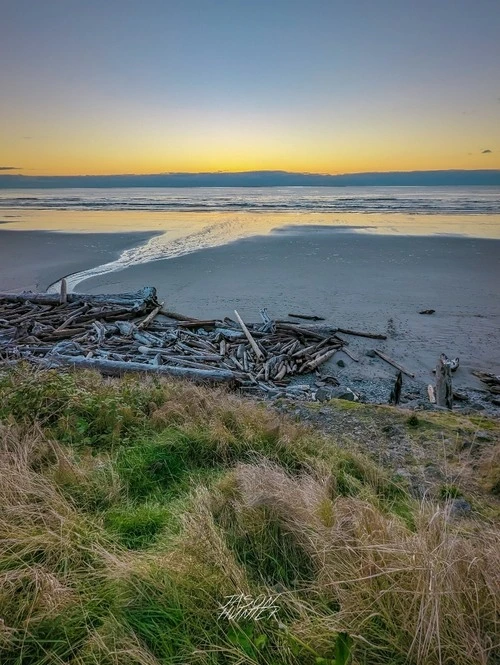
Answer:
[0,287,158,310]
[336,327,387,340]
[38,355,239,382]
[288,312,325,321]
[374,349,415,378]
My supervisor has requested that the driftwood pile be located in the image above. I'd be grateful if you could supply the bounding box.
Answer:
[0,287,388,398]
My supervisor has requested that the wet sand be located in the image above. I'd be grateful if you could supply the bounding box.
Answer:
[0,229,156,292]
[78,227,500,387]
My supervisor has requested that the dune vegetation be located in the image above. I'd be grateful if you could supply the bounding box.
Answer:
[0,365,499,664]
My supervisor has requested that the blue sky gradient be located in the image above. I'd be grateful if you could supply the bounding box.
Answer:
[1,0,499,175]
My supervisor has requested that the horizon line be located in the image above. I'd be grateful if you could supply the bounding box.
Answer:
[1,168,499,189]
[2,168,500,178]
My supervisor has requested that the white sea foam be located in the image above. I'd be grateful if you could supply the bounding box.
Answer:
[47,218,251,292]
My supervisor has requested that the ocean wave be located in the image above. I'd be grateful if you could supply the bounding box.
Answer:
[1,186,500,215]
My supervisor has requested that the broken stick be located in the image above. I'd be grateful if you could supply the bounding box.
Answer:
[234,310,265,361]
[374,349,415,378]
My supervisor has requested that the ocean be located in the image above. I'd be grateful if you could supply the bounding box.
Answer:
[1,185,499,214]
[1,186,499,291]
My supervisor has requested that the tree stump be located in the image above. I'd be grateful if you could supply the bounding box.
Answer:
[435,354,453,409]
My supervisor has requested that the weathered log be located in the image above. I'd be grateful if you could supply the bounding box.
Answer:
[140,353,222,371]
[182,336,218,353]
[70,307,129,323]
[40,328,88,340]
[292,343,317,358]
[137,347,222,364]
[276,323,328,340]
[0,287,158,309]
[38,354,238,382]
[54,304,90,331]
[300,348,337,373]
[288,312,325,321]
[341,347,359,362]
[59,278,68,304]
[286,339,301,355]
[6,305,52,325]
[275,363,287,381]
[337,327,387,340]
[234,310,265,361]
[374,349,415,378]
[4,345,54,355]
[137,302,163,329]
[214,327,245,340]
[177,319,217,329]
[160,308,198,322]
[435,354,453,409]
[229,355,245,371]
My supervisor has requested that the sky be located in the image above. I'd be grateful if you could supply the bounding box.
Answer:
[1,0,499,176]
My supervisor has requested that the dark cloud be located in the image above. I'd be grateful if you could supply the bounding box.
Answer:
[481,149,492,154]
[0,166,22,170]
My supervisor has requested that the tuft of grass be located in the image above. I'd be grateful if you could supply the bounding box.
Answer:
[439,484,463,500]
[406,414,420,428]
[104,503,170,549]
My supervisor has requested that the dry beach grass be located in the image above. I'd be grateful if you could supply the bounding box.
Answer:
[0,365,499,664]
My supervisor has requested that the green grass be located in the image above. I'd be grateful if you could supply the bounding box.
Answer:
[104,503,171,549]
[438,483,463,500]
[0,365,499,665]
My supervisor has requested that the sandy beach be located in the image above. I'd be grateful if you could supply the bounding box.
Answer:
[0,229,156,292]
[1,225,499,397]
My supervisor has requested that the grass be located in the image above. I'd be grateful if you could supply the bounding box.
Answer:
[0,364,499,664]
